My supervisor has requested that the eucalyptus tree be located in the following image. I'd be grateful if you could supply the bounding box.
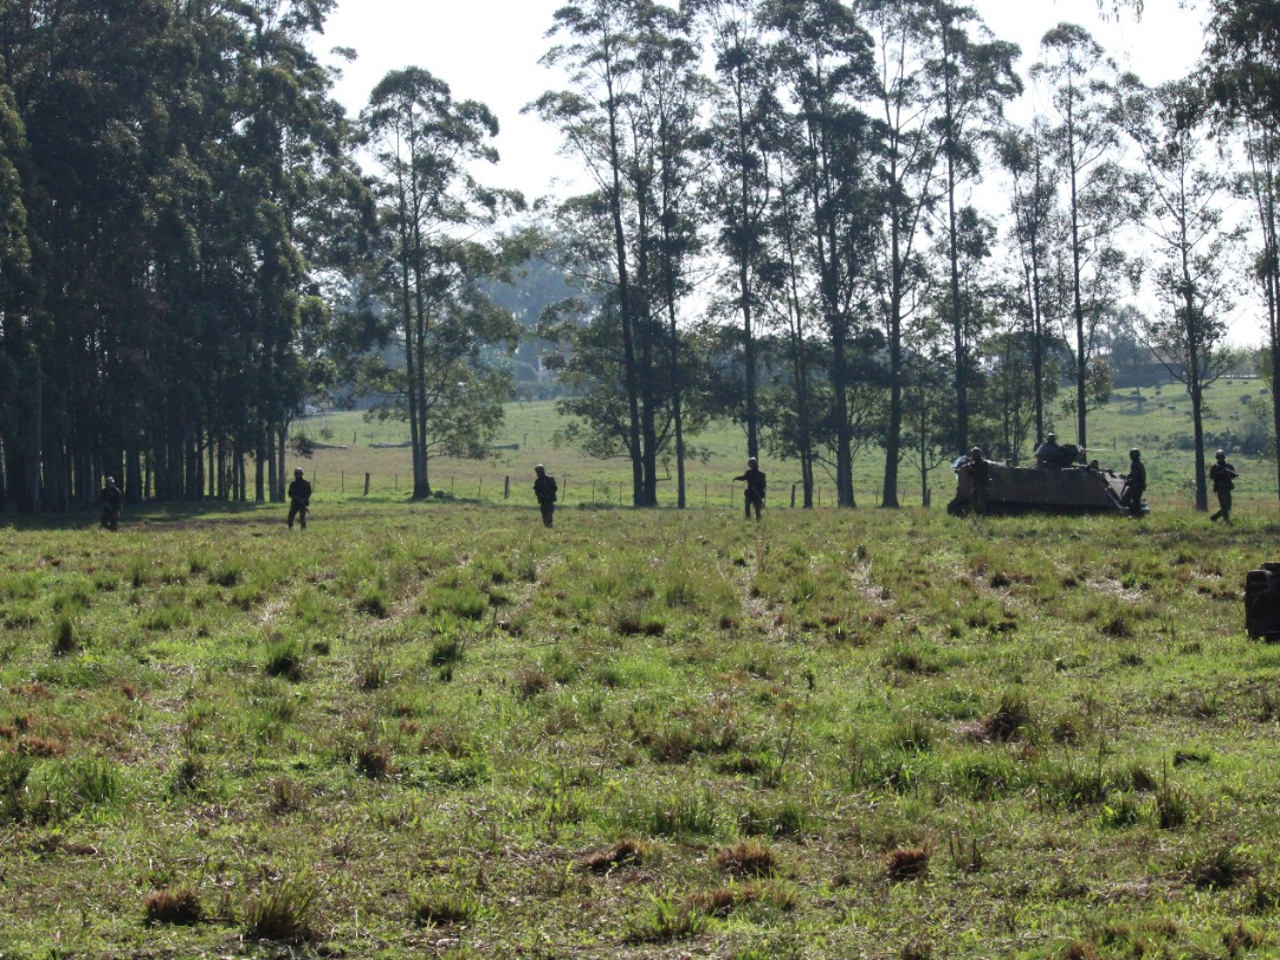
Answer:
[535,0,705,506]
[860,0,942,509]
[1202,1,1280,499]
[997,119,1062,447]
[534,0,653,505]
[769,0,880,508]
[0,76,31,511]
[928,1,1020,458]
[1119,75,1242,511]
[694,0,778,464]
[1241,126,1280,499]
[630,0,705,508]
[1031,23,1133,455]
[362,67,519,499]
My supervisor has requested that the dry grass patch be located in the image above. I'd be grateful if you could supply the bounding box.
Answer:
[144,887,202,926]
[885,847,930,882]
[577,839,645,874]
[716,840,775,878]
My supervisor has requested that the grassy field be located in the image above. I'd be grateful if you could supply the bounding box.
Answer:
[293,376,1279,512]
[2,495,1280,958]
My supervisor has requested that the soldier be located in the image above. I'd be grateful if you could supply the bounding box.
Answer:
[533,464,558,527]
[1121,448,1146,517]
[1035,433,1064,468]
[962,447,991,515]
[99,476,122,531]
[1209,449,1238,522]
[733,456,767,521]
[287,468,312,530]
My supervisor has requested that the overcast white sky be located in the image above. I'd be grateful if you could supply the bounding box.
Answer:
[315,0,1208,200]
[311,1,1262,344]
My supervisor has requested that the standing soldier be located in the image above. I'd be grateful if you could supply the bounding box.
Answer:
[99,476,123,531]
[287,468,312,530]
[1209,449,1238,522]
[1121,448,1146,517]
[963,447,991,516]
[533,464,558,527]
[733,456,767,521]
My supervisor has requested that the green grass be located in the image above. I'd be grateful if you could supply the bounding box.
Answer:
[2,498,1280,957]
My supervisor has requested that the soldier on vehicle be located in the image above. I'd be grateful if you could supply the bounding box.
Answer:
[1121,448,1146,517]
[733,456,767,521]
[1035,433,1064,468]
[533,464,558,527]
[1209,449,1238,523]
[287,468,312,530]
[99,476,122,531]
[962,447,991,516]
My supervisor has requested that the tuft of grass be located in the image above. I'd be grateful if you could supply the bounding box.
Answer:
[408,883,479,928]
[269,777,305,814]
[515,665,551,699]
[51,616,78,656]
[1187,845,1253,890]
[354,744,391,780]
[578,839,645,874]
[243,878,317,944]
[885,847,930,882]
[1155,783,1191,829]
[716,840,775,878]
[623,893,707,944]
[264,640,303,681]
[144,888,202,926]
[982,690,1032,742]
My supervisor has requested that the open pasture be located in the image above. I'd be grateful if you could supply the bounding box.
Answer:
[295,376,1277,511]
[2,501,1280,958]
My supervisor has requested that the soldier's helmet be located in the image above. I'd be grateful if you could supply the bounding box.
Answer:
[1130,448,1141,458]
[1216,449,1226,459]
[747,457,758,466]
[1045,433,1055,442]
[970,447,982,458]
[294,468,304,477]
[106,477,115,485]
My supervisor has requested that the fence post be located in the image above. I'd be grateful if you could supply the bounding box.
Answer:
[341,471,344,493]
[591,479,596,503]
[504,475,510,500]
[791,483,796,508]
[364,473,370,496]
[563,477,568,502]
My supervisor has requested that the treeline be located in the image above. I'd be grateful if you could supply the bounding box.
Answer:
[4,0,1280,515]
[532,0,1280,510]
[0,0,368,511]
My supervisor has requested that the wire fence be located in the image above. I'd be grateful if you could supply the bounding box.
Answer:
[303,470,919,509]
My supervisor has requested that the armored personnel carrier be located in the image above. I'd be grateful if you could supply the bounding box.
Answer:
[947,453,1140,516]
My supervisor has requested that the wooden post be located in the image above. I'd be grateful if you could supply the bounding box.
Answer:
[791,483,796,508]
[504,475,510,500]
[562,478,567,502]
[341,471,344,493]
[591,479,595,503]
[364,473,370,496]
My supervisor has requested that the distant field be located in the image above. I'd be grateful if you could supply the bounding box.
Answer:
[294,376,1278,512]
[2,500,1279,957]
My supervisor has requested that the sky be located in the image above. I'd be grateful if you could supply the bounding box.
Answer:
[314,0,1209,200]
[310,0,1256,344]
